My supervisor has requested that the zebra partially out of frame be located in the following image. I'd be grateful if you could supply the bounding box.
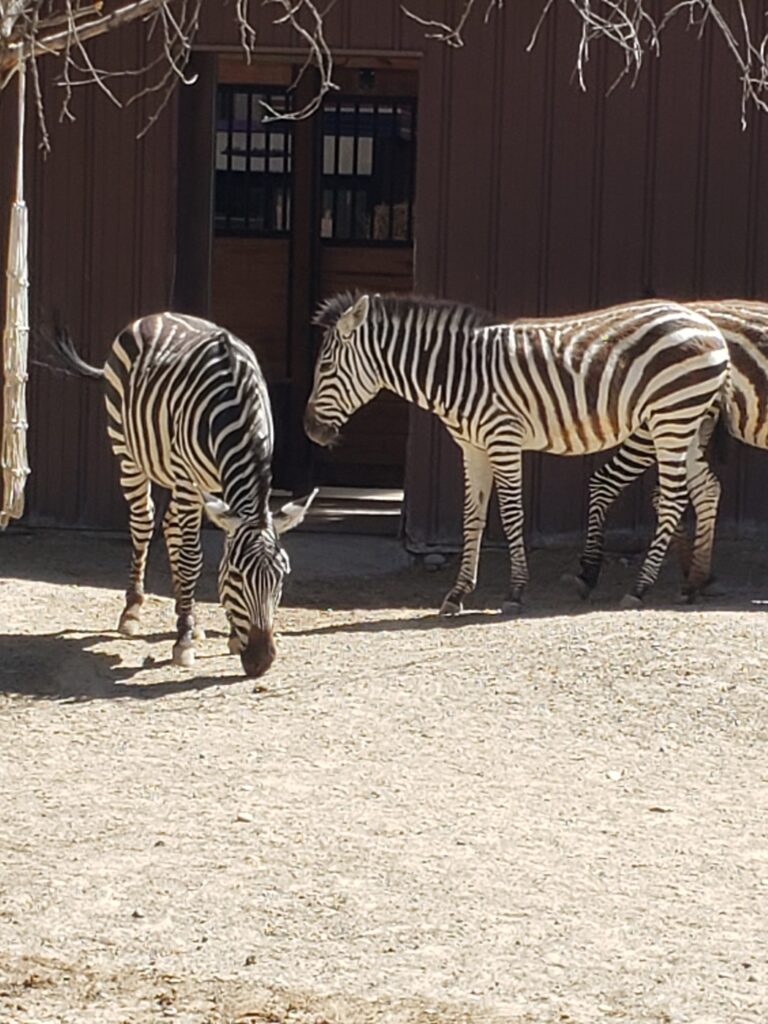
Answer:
[573,299,768,600]
[304,293,729,614]
[54,313,316,678]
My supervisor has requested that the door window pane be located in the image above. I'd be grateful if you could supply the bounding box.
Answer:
[320,96,416,243]
[214,85,293,236]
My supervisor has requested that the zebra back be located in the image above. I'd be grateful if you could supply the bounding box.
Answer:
[104,312,274,519]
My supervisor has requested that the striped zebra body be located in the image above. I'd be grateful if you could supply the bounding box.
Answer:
[54,312,314,677]
[304,293,729,613]
[576,300,768,600]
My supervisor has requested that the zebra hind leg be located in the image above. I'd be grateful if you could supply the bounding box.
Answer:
[568,430,656,599]
[677,443,722,603]
[621,442,690,607]
[118,464,154,637]
[649,484,695,599]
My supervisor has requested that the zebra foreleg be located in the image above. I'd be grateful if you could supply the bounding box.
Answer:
[489,445,527,615]
[169,500,205,668]
[622,443,689,607]
[163,499,206,642]
[118,464,154,637]
[573,430,656,597]
[439,443,493,615]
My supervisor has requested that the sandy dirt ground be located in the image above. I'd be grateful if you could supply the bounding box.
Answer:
[1,525,767,1024]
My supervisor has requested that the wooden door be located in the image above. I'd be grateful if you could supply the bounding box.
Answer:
[207,58,417,490]
[313,69,416,488]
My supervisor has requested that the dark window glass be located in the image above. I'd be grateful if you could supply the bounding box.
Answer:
[320,97,416,244]
[214,86,293,236]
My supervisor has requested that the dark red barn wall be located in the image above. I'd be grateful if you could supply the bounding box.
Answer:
[1,2,767,542]
[0,25,177,528]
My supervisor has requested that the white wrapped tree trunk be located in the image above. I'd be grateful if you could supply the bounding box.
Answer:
[0,54,29,529]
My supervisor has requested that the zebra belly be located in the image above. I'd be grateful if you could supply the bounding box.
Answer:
[518,419,624,455]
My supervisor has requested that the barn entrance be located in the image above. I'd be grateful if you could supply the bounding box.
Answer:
[206,57,417,493]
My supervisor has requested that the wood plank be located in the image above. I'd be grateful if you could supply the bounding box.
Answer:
[218,57,294,86]
[211,237,290,380]
[319,244,413,300]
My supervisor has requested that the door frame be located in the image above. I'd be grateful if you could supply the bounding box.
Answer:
[174,51,419,493]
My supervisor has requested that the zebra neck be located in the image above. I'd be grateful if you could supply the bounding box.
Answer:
[375,312,478,420]
[216,441,272,523]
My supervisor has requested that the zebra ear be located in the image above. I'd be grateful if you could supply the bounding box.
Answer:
[273,488,318,535]
[337,294,370,337]
[201,493,243,537]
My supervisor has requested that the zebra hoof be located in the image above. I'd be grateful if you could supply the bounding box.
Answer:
[619,593,643,610]
[192,625,206,641]
[172,643,196,668]
[228,635,243,655]
[560,573,593,601]
[439,598,464,617]
[118,617,141,637]
[500,600,522,618]
[675,588,698,606]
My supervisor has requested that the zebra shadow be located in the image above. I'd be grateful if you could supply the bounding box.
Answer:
[0,630,245,702]
[281,602,596,638]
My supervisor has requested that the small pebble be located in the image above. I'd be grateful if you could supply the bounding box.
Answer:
[236,812,253,823]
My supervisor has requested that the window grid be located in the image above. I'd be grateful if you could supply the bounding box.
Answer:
[215,85,293,237]
[213,86,416,245]
[321,96,416,246]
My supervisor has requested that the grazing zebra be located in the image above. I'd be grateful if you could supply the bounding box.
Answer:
[304,293,729,614]
[54,312,315,677]
[574,299,768,599]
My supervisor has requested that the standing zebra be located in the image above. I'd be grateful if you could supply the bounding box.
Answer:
[54,313,315,677]
[304,293,729,613]
[574,299,768,599]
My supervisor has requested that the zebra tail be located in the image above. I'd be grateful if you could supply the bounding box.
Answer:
[710,412,730,466]
[51,322,105,381]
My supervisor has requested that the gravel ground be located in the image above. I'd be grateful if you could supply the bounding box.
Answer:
[1,526,767,1024]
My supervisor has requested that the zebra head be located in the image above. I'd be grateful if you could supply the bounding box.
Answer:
[203,490,317,678]
[304,293,380,447]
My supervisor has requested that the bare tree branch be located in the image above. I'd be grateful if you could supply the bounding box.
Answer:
[1,0,768,141]
[404,0,768,125]
[400,0,503,48]
[261,0,338,120]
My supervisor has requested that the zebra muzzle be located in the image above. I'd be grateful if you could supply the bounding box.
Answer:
[240,626,277,678]
[303,404,340,447]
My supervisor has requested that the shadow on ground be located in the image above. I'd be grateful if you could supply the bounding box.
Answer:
[4,527,768,620]
[0,630,244,702]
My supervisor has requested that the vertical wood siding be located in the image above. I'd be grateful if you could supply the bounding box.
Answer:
[1,2,767,540]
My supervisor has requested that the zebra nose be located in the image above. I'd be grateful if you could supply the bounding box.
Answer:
[304,404,339,447]
[240,626,276,678]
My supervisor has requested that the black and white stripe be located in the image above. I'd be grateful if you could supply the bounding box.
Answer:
[304,293,729,612]
[575,299,768,599]
[54,312,314,677]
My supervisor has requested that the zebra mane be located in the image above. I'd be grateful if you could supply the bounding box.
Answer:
[312,291,498,331]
